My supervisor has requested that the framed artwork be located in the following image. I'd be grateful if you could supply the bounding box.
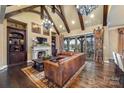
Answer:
[32,22,41,34]
[43,28,50,36]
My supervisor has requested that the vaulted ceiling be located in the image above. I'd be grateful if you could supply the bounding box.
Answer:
[4,5,108,34]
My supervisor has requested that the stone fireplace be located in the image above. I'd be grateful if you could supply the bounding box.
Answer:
[32,45,50,60]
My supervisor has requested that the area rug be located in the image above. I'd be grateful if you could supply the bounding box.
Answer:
[21,66,59,88]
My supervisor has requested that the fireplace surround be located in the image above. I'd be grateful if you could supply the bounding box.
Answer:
[32,45,50,60]
[32,45,50,71]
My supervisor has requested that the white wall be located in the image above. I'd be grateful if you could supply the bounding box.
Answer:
[107,6,124,59]
[104,27,109,62]
[108,25,124,59]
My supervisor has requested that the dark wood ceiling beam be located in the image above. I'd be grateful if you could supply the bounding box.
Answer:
[57,5,62,14]
[5,5,40,18]
[49,5,70,33]
[40,6,44,19]
[7,5,12,7]
[103,5,108,26]
[51,5,56,13]
[77,11,85,31]
[43,6,60,35]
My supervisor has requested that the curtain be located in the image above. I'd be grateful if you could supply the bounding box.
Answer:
[60,35,64,51]
[56,34,64,53]
[118,28,124,54]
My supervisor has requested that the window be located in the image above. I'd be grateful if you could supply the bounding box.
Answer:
[64,40,68,51]
[63,34,94,61]
[77,39,81,52]
[69,39,76,51]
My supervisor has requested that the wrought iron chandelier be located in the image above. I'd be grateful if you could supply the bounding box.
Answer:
[41,16,54,30]
[76,5,98,16]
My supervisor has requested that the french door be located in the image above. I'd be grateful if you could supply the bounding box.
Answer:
[64,34,94,61]
[84,35,94,61]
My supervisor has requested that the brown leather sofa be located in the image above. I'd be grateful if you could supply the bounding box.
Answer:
[44,52,86,87]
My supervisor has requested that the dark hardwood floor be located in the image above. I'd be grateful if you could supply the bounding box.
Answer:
[0,63,37,88]
[69,62,122,88]
[0,62,122,88]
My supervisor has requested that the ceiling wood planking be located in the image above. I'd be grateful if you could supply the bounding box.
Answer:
[27,10,40,15]
[77,11,85,31]
[59,5,70,33]
[44,6,60,35]
[49,5,70,33]
[103,5,108,26]
[5,5,40,18]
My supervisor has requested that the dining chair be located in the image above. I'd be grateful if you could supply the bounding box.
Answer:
[111,52,120,80]
[116,53,124,72]
[116,53,124,86]
[112,52,119,66]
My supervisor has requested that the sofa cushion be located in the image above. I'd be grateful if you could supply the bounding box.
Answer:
[58,51,74,56]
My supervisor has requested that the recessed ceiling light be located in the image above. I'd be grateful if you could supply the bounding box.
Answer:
[71,20,75,24]
[90,14,95,18]
[59,25,62,28]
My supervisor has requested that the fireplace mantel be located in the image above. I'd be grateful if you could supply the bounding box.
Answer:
[32,45,50,51]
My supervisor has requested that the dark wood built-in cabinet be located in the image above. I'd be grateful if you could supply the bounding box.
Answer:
[7,19,27,66]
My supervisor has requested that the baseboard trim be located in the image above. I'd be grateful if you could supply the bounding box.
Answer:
[0,65,7,71]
